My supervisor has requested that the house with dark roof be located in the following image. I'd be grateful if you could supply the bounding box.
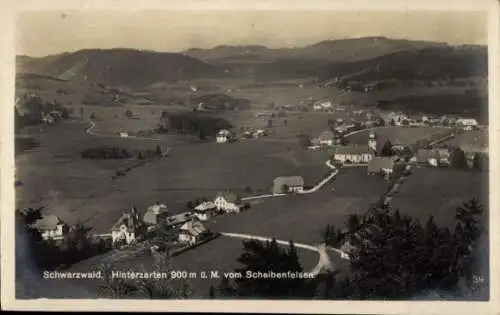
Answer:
[317,130,335,146]
[367,157,394,175]
[166,212,195,228]
[178,218,209,245]
[272,176,305,194]
[111,207,147,245]
[333,146,374,164]
[214,191,242,213]
[391,139,405,152]
[32,215,69,241]
[143,203,169,227]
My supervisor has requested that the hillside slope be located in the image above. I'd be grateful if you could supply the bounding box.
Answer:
[316,45,487,84]
[17,49,226,87]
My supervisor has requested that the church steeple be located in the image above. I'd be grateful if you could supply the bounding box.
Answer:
[368,128,377,152]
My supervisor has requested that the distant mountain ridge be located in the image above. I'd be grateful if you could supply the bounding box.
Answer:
[17,48,225,87]
[183,36,452,63]
[16,37,487,87]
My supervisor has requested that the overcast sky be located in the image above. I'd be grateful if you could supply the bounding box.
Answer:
[16,10,487,57]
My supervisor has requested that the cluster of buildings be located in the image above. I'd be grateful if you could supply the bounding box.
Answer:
[241,128,268,139]
[381,112,480,131]
[109,191,253,247]
[330,130,397,178]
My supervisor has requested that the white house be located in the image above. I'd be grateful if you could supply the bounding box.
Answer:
[214,191,242,213]
[193,201,216,221]
[456,118,478,128]
[333,146,374,164]
[178,219,208,245]
[216,129,231,143]
[111,207,146,246]
[120,132,129,138]
[272,176,305,194]
[32,215,69,241]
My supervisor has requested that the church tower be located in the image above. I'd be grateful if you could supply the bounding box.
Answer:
[368,129,377,152]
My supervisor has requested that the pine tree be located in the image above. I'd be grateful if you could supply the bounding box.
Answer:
[232,238,310,298]
[380,140,393,156]
[451,148,468,169]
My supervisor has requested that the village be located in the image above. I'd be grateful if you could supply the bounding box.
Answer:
[26,100,487,279]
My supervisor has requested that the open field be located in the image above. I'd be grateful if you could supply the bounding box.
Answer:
[16,121,196,230]
[391,167,488,228]
[16,121,332,234]
[206,167,389,244]
[346,126,448,151]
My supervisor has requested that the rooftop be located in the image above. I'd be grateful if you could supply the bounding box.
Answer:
[216,191,240,203]
[179,219,206,237]
[273,176,305,187]
[334,145,374,155]
[32,215,64,231]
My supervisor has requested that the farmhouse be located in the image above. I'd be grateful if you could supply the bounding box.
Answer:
[416,148,450,167]
[216,129,231,143]
[272,176,305,194]
[32,215,69,241]
[333,146,374,164]
[111,207,146,245]
[194,201,216,221]
[166,212,195,228]
[367,157,394,175]
[318,130,335,146]
[143,203,169,227]
[214,191,242,213]
[178,219,208,245]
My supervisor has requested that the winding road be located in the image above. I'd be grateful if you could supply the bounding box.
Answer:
[85,120,162,141]
[219,232,343,276]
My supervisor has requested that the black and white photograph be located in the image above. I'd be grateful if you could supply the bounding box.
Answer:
[2,0,499,313]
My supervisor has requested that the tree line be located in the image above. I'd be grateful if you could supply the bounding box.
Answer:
[81,145,164,160]
[157,112,232,140]
[16,94,70,128]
